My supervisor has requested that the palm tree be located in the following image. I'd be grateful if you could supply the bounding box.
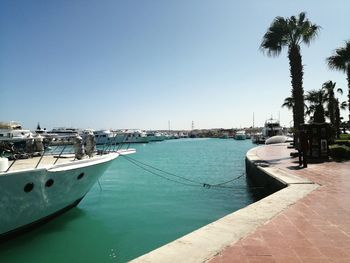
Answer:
[327,41,350,126]
[281,96,308,113]
[335,99,348,137]
[305,89,326,123]
[281,96,294,110]
[261,12,320,135]
[322,80,343,126]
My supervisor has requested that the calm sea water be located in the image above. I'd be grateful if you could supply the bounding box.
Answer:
[0,138,258,263]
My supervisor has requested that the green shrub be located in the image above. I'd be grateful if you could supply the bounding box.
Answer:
[339,134,350,140]
[334,140,350,146]
[329,144,350,160]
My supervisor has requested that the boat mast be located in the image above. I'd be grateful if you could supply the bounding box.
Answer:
[253,112,255,128]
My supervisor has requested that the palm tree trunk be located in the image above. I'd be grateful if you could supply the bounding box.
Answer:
[329,91,335,125]
[335,99,341,138]
[347,67,350,128]
[288,45,305,133]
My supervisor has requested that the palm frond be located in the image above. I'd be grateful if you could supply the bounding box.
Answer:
[327,40,350,72]
[327,55,348,72]
[302,24,321,46]
[261,12,320,56]
[322,80,336,97]
[281,97,294,109]
[260,17,289,57]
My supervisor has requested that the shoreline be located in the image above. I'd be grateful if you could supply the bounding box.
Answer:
[131,143,319,262]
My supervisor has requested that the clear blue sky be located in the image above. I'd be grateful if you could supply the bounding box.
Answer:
[1,0,349,130]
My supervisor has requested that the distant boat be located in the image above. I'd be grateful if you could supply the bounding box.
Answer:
[117,130,149,143]
[45,127,81,146]
[0,146,135,240]
[47,127,80,137]
[0,121,37,153]
[178,132,188,138]
[146,132,165,142]
[252,118,284,144]
[234,130,246,140]
[251,133,265,144]
[0,121,33,143]
[262,118,283,138]
[94,129,115,145]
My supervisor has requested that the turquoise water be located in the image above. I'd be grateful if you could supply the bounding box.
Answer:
[0,138,257,263]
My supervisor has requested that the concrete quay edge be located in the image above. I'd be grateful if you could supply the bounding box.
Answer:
[130,145,319,263]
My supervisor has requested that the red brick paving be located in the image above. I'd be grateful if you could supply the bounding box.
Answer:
[209,144,350,263]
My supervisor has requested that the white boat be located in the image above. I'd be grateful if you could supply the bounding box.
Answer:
[0,121,38,153]
[116,130,149,143]
[234,130,246,140]
[178,132,189,138]
[262,118,283,138]
[93,129,116,145]
[251,133,265,144]
[146,131,165,142]
[252,118,284,144]
[0,148,135,240]
[47,127,80,137]
[0,121,33,142]
[46,127,82,146]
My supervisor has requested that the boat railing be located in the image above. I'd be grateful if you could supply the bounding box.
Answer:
[1,135,130,172]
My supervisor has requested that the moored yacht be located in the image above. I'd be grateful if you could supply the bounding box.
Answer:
[252,118,284,144]
[0,121,33,142]
[146,131,165,142]
[117,130,149,143]
[0,144,135,240]
[46,127,81,145]
[93,129,115,145]
[47,127,80,137]
[262,118,283,138]
[234,130,246,140]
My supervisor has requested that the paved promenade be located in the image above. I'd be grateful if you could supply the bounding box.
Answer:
[209,144,350,263]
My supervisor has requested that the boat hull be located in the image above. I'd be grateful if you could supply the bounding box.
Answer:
[147,136,165,142]
[235,135,246,140]
[0,196,84,241]
[0,153,118,239]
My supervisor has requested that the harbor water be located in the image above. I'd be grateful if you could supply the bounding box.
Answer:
[0,138,262,263]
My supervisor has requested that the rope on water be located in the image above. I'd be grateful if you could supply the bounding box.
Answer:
[119,154,247,189]
[123,156,200,187]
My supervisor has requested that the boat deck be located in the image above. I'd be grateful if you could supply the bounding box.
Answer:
[4,155,77,173]
[2,148,135,173]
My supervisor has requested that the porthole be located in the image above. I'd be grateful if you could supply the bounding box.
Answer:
[24,183,34,193]
[77,173,85,180]
[45,179,54,187]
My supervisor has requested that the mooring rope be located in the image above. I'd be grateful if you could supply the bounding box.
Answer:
[123,156,200,187]
[119,154,247,189]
